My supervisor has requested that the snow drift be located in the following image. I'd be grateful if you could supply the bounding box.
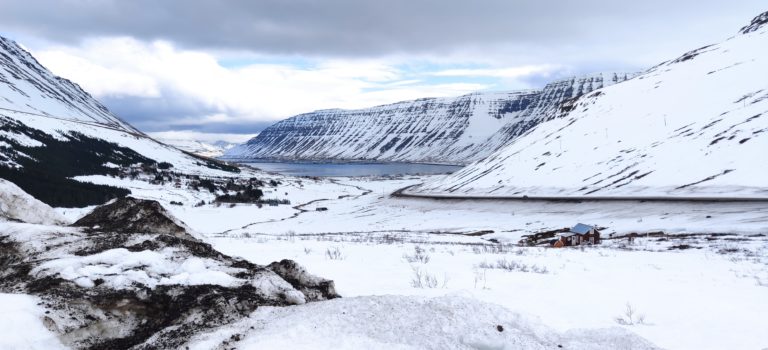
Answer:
[410,11,768,198]
[185,295,659,350]
[0,178,66,225]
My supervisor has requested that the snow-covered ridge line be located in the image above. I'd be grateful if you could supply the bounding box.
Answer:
[409,11,768,198]
[0,36,137,133]
[224,73,636,164]
[156,137,238,158]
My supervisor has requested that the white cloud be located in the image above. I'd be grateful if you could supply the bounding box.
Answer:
[32,37,514,131]
[37,48,160,97]
[147,130,256,144]
[429,65,559,78]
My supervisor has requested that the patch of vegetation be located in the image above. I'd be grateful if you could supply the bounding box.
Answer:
[0,118,155,207]
[193,157,240,173]
[214,186,265,203]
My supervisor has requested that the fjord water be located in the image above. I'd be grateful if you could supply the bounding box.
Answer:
[238,161,463,177]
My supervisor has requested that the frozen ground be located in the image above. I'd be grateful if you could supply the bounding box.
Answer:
[59,173,768,349]
[73,174,768,239]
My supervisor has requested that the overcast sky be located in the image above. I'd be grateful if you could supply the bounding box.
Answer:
[1,1,765,142]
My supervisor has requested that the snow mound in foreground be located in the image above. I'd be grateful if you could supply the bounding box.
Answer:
[0,293,66,350]
[187,295,658,350]
[0,178,66,225]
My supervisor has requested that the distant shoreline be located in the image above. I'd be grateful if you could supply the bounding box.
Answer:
[221,157,467,167]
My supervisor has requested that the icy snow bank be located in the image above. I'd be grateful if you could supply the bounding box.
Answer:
[31,247,244,289]
[0,293,66,350]
[0,178,66,225]
[187,295,658,350]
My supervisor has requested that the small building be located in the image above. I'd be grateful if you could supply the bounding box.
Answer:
[553,223,601,247]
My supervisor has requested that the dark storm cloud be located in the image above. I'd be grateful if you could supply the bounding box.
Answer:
[1,0,765,57]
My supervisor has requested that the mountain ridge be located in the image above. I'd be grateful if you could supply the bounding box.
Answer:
[0,37,139,133]
[0,35,240,206]
[408,11,768,198]
[224,72,636,164]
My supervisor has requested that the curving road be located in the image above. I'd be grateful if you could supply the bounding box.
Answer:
[391,185,768,203]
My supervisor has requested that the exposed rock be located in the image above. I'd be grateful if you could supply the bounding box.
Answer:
[73,197,190,237]
[268,259,339,301]
[1,216,339,349]
[739,10,768,34]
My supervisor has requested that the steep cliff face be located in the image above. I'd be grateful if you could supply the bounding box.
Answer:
[224,73,634,164]
[409,11,768,198]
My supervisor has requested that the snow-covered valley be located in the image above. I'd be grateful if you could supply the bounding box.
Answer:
[1,7,768,350]
[7,172,765,350]
[2,153,768,349]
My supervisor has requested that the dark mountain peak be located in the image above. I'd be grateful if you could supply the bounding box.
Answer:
[739,10,768,34]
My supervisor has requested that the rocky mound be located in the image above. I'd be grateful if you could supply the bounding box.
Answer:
[0,219,339,349]
[73,197,189,237]
[0,178,66,225]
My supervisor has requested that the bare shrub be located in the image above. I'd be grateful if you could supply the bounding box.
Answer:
[325,246,344,260]
[473,268,488,289]
[404,245,431,264]
[615,302,647,325]
[471,244,512,254]
[477,258,548,274]
[410,267,448,289]
[303,247,312,255]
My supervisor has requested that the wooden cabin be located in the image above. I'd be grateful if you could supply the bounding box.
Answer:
[553,223,601,247]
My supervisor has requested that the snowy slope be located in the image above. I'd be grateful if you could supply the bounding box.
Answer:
[0,294,67,350]
[0,37,137,133]
[224,73,634,164]
[409,11,768,198]
[0,35,241,177]
[0,178,66,225]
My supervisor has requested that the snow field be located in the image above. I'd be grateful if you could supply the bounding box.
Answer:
[0,294,67,350]
[208,231,768,350]
[185,295,658,350]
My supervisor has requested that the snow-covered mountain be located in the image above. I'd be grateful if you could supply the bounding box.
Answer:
[224,73,635,164]
[0,35,240,207]
[408,11,768,198]
[0,39,138,133]
[156,138,238,158]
